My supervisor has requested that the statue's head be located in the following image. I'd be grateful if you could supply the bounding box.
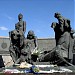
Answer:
[18,13,23,21]
[27,30,35,39]
[54,12,61,18]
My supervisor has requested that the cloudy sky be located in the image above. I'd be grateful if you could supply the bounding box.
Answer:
[0,0,74,38]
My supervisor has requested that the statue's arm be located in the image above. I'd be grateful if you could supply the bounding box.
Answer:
[15,24,17,29]
[23,21,26,33]
[9,31,13,45]
[34,36,38,48]
[59,17,64,32]
[9,31,11,38]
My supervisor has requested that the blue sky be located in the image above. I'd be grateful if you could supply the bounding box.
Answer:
[0,0,74,38]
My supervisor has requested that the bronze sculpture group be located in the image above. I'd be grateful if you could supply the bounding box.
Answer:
[9,13,75,66]
[9,13,38,64]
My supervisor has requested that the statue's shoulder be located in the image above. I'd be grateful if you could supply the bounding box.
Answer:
[23,21,26,25]
[10,29,15,33]
[15,22,19,26]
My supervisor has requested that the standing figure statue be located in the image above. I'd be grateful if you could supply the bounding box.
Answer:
[15,13,26,34]
[54,12,74,62]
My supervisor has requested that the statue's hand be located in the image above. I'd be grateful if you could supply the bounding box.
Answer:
[31,47,38,55]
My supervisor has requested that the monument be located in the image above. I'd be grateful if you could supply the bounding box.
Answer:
[37,12,75,66]
[0,12,75,74]
[9,13,75,67]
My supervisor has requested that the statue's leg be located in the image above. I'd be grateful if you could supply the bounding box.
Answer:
[9,46,17,63]
[55,49,74,66]
[20,53,34,65]
[38,48,56,62]
[14,58,21,64]
[14,54,27,64]
[38,46,74,66]
[15,51,21,60]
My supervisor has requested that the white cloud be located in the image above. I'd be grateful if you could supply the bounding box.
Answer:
[0,26,8,30]
[5,15,14,20]
[6,15,13,20]
[3,14,14,20]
